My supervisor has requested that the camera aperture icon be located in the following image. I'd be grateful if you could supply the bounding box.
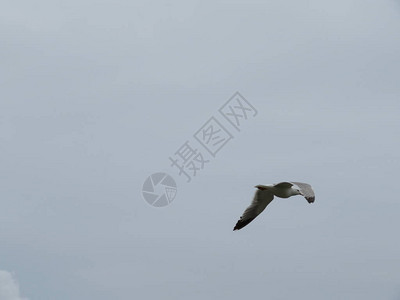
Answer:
[142,172,177,207]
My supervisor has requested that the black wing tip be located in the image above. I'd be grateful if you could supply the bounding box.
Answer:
[233,217,255,231]
[306,196,315,203]
[233,224,241,231]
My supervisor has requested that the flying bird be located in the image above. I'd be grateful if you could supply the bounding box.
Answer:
[233,182,315,231]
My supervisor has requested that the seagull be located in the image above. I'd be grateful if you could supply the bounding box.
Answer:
[233,182,315,231]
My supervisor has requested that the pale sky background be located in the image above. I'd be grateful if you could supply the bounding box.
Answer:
[1,1,400,299]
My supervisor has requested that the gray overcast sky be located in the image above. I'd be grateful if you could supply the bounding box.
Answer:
[1,0,400,299]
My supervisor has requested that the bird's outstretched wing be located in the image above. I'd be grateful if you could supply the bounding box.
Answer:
[291,182,315,203]
[233,189,274,231]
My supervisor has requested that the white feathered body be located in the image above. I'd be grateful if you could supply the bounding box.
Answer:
[255,184,301,198]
